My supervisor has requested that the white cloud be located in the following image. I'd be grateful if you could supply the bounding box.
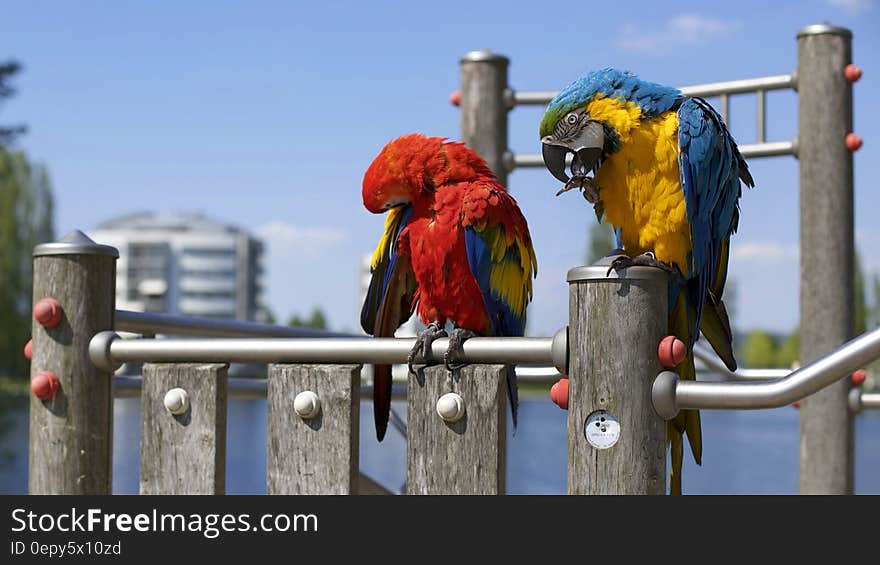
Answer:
[255,221,347,256]
[619,14,741,54]
[731,241,799,264]
[829,0,873,12]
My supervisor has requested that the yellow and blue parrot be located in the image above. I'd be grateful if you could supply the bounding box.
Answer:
[539,69,753,494]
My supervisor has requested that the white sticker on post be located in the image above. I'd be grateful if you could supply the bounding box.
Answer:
[584,410,620,449]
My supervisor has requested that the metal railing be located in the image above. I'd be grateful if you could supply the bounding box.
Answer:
[653,325,880,419]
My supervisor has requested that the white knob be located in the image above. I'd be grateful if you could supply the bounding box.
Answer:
[294,390,321,419]
[436,392,465,423]
[164,388,189,415]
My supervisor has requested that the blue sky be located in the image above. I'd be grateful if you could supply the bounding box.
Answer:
[3,0,879,337]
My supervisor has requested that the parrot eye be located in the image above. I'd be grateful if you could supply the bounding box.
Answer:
[565,113,579,125]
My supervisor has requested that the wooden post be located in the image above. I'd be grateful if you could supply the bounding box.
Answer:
[406,364,507,495]
[567,258,668,495]
[267,364,360,495]
[460,50,510,187]
[140,363,228,495]
[29,230,118,494]
[797,23,855,495]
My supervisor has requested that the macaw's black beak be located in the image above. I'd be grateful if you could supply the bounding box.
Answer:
[542,142,570,183]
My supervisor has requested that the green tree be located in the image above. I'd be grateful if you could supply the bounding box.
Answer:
[0,150,55,378]
[776,330,800,368]
[288,307,327,329]
[741,330,779,368]
[0,61,55,379]
[586,222,615,265]
[0,61,26,144]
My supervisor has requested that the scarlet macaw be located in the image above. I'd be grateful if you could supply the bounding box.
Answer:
[361,134,538,441]
[539,69,753,494]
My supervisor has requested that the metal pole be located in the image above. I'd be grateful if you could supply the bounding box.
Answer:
[653,325,880,416]
[567,256,668,494]
[29,230,118,494]
[459,49,510,185]
[90,330,568,371]
[797,23,855,495]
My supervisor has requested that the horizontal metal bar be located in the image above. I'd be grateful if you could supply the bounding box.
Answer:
[509,139,796,172]
[509,74,796,107]
[692,343,791,381]
[112,366,563,400]
[653,326,880,418]
[849,388,880,413]
[116,309,359,339]
[861,393,880,409]
[90,330,567,372]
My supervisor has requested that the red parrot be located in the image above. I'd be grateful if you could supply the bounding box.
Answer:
[361,134,538,441]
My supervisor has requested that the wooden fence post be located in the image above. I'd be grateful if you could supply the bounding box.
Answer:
[406,364,507,494]
[140,363,228,494]
[567,258,668,494]
[797,23,855,495]
[460,50,510,187]
[267,364,361,495]
[29,230,118,494]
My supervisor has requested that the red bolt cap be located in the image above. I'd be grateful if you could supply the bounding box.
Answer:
[658,335,686,368]
[449,90,461,107]
[34,297,62,328]
[24,339,32,361]
[550,377,569,410]
[846,133,863,152]
[31,370,60,401]
[851,369,867,386]
[845,64,862,83]
[792,401,801,409]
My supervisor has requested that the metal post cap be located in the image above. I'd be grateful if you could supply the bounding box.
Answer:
[797,23,852,39]
[34,229,119,258]
[652,371,680,420]
[460,49,509,64]
[567,253,669,282]
[89,331,122,373]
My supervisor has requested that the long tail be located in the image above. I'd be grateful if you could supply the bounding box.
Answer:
[505,364,518,430]
[668,292,701,495]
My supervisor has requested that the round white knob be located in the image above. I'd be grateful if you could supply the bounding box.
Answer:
[294,390,321,419]
[164,388,189,415]
[436,392,465,423]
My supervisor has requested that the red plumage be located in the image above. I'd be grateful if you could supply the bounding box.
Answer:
[361,134,536,440]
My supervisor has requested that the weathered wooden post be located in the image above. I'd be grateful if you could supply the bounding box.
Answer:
[567,257,668,494]
[29,230,118,494]
[406,365,507,494]
[267,364,361,494]
[459,49,509,186]
[797,23,855,495]
[140,363,228,494]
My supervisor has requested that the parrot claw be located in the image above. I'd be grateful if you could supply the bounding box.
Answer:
[556,175,600,204]
[606,252,677,277]
[407,321,447,375]
[444,328,478,372]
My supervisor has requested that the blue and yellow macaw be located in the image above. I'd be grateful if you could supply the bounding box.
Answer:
[539,69,753,494]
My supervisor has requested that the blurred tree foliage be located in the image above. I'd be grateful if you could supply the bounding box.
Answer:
[288,308,327,329]
[0,60,55,379]
[586,222,615,265]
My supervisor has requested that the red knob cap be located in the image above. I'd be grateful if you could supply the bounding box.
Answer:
[851,369,867,386]
[33,297,62,328]
[658,335,686,368]
[24,339,32,361]
[449,90,461,107]
[846,133,863,152]
[31,370,60,401]
[844,64,862,83]
[550,377,569,410]
[792,401,801,409]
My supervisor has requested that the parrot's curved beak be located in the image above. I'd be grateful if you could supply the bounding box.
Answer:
[541,120,605,187]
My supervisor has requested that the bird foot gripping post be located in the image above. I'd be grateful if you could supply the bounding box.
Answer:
[567,254,669,495]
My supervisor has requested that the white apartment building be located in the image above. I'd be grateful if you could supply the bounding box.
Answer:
[90,212,266,321]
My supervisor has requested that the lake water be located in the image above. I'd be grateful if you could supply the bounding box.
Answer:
[2,395,879,494]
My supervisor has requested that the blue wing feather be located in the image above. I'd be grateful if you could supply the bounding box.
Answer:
[464,227,527,338]
[677,97,750,344]
[360,205,415,334]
